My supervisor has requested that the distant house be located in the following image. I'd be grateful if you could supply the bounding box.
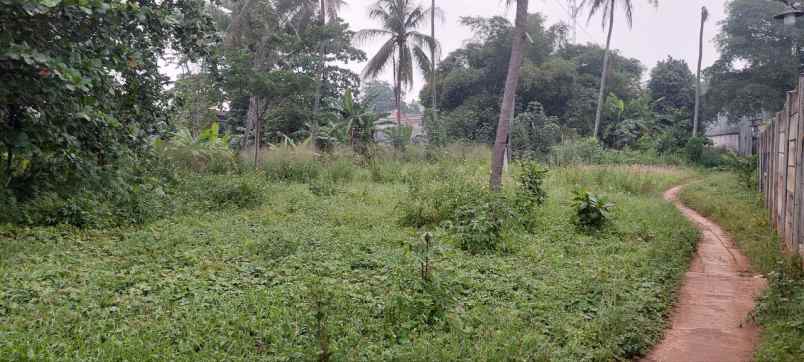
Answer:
[705,113,764,156]
[375,110,426,144]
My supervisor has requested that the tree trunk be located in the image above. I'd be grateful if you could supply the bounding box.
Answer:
[4,104,21,186]
[430,0,438,143]
[394,55,402,128]
[693,7,706,137]
[311,0,328,152]
[490,0,529,192]
[245,96,265,161]
[593,0,616,140]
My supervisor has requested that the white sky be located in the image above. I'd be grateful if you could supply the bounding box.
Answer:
[341,0,728,102]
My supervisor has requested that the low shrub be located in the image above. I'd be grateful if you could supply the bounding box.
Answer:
[259,147,323,183]
[685,137,707,163]
[309,177,340,197]
[322,157,356,183]
[452,192,517,253]
[4,175,171,229]
[398,174,481,229]
[177,175,264,211]
[155,126,239,175]
[549,138,603,166]
[571,189,614,230]
[515,161,548,211]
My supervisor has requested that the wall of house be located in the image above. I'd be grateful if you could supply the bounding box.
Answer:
[709,134,740,152]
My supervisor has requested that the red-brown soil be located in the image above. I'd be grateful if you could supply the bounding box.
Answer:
[642,186,767,362]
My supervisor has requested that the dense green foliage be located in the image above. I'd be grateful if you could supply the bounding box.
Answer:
[704,0,804,119]
[649,56,695,116]
[0,148,700,360]
[681,173,804,362]
[571,190,615,230]
[0,0,217,202]
[421,14,645,145]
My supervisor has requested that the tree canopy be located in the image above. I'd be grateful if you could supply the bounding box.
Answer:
[420,13,643,144]
[704,0,804,120]
[1,0,218,197]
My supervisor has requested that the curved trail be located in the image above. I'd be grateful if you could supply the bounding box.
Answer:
[642,186,767,362]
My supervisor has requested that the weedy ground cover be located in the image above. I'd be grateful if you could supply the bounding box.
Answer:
[0,147,699,361]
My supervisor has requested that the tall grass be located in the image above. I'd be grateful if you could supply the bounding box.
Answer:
[2,143,703,361]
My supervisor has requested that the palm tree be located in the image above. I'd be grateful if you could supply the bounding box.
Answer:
[312,0,346,116]
[429,0,438,140]
[356,0,439,128]
[489,0,529,191]
[583,0,658,139]
[693,6,708,137]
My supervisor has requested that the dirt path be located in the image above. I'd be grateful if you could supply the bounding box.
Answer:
[642,186,767,362]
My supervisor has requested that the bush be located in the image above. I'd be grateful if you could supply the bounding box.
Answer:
[731,155,758,189]
[322,157,356,183]
[398,175,478,228]
[177,175,264,210]
[515,161,548,211]
[259,147,323,183]
[685,137,707,163]
[155,126,239,175]
[571,189,614,230]
[452,193,517,253]
[19,192,107,228]
[309,177,339,197]
[549,138,604,166]
[5,175,171,229]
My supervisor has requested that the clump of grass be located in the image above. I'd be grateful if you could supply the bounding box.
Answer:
[552,165,692,196]
[177,174,265,211]
[258,146,323,183]
[680,172,804,361]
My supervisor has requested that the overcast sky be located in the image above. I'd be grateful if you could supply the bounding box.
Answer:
[342,0,729,102]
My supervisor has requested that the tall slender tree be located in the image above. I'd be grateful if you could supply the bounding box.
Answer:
[489,0,529,191]
[312,0,346,116]
[693,6,708,137]
[582,0,658,139]
[430,0,438,140]
[224,0,279,153]
[356,0,439,127]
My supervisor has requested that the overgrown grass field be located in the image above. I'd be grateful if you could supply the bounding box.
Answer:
[1,147,699,361]
[681,173,804,362]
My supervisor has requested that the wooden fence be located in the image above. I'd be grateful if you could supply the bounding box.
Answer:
[757,78,804,258]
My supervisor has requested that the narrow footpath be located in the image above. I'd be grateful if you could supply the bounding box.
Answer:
[643,186,767,362]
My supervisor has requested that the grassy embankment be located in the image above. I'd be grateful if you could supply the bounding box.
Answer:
[1,147,699,361]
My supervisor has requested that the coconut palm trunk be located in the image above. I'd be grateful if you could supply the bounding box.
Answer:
[490,0,529,191]
[693,6,708,137]
[430,0,438,139]
[312,0,328,151]
[592,0,615,139]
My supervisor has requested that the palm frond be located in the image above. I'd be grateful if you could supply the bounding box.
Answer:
[354,28,394,45]
[362,38,397,79]
[409,31,441,59]
[412,45,433,80]
[397,45,415,90]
